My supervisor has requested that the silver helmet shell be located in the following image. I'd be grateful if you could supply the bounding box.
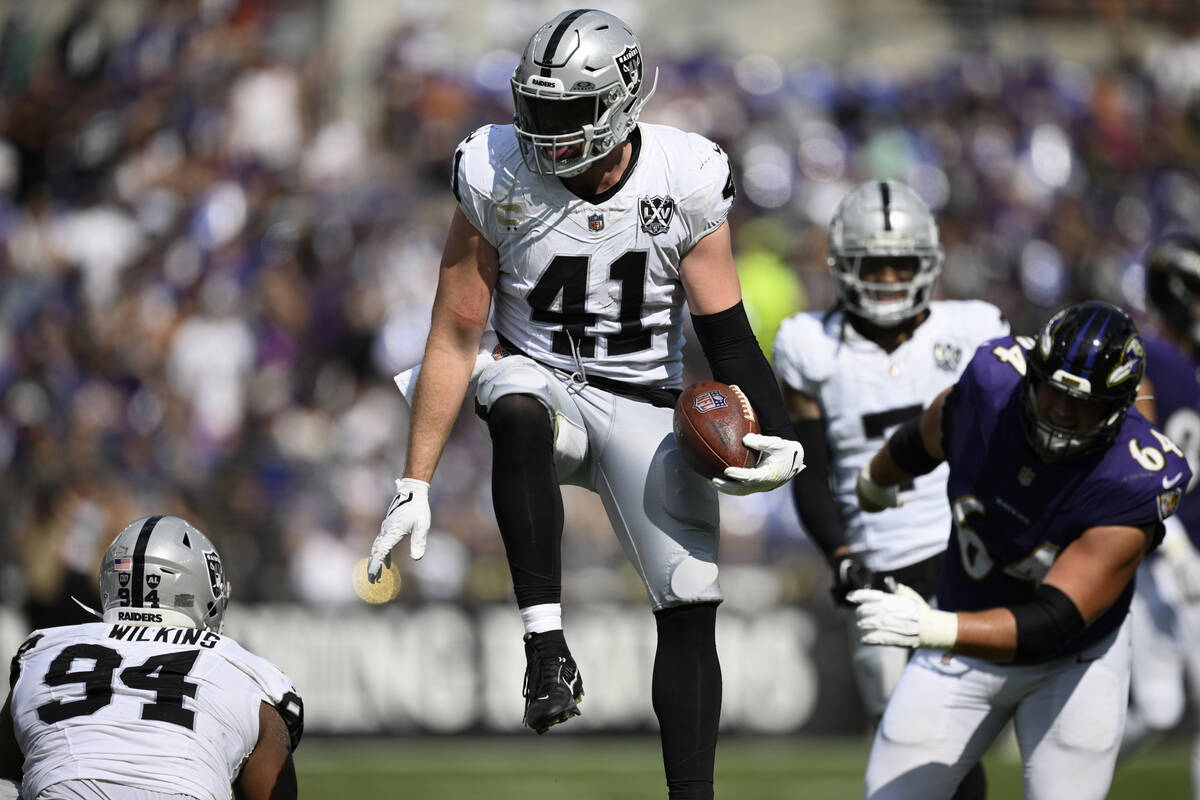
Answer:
[828,180,945,326]
[511,9,656,177]
[100,515,230,632]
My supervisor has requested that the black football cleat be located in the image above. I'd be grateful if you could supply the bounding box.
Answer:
[522,633,584,734]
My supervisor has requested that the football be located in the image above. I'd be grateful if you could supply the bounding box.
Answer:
[673,381,760,479]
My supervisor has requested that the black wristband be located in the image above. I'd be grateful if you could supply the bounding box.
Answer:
[887,416,941,476]
[691,302,792,439]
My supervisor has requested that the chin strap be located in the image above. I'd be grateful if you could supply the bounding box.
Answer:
[70,595,102,620]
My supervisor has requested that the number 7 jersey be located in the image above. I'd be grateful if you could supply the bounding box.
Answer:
[9,622,303,800]
[453,123,735,388]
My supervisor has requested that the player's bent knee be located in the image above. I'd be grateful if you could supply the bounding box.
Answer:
[485,394,552,440]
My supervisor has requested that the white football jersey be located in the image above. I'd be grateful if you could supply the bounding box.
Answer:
[453,122,735,388]
[9,623,302,800]
[774,300,1009,571]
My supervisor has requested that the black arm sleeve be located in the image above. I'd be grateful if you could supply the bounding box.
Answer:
[790,417,847,560]
[1007,583,1086,664]
[691,302,792,439]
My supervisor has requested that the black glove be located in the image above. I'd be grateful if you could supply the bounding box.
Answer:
[830,554,881,607]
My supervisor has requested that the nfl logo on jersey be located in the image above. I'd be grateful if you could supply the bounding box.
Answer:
[588,213,604,232]
[693,389,729,413]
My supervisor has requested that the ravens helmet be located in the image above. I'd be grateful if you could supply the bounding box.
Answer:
[511,9,656,177]
[1022,301,1145,462]
[827,179,945,326]
[1145,233,1200,355]
[100,515,230,632]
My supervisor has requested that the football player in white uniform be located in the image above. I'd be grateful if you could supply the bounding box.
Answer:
[366,9,801,798]
[774,180,1006,798]
[0,516,302,800]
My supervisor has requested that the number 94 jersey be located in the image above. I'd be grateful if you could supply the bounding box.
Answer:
[9,622,303,800]
[940,335,1192,659]
[453,122,735,388]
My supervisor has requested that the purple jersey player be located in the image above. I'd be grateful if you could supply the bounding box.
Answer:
[1121,234,1200,795]
[848,301,1190,800]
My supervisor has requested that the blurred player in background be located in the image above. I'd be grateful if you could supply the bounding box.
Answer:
[774,179,1006,798]
[366,9,800,799]
[0,515,303,800]
[1120,234,1200,797]
[848,301,1189,799]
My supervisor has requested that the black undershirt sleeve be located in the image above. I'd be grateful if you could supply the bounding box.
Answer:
[789,416,847,561]
[690,302,792,439]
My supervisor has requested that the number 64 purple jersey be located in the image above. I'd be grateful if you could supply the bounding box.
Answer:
[939,334,1192,659]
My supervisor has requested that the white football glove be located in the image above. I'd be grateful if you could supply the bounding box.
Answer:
[848,580,958,650]
[1161,516,1200,602]
[368,478,431,582]
[711,433,804,496]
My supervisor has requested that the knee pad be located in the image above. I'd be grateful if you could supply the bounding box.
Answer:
[475,356,588,481]
[486,394,552,444]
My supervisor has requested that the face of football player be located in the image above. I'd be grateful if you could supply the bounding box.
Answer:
[1034,382,1107,432]
[859,256,918,301]
[515,95,599,159]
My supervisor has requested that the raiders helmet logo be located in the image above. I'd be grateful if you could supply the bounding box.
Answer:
[639,195,675,235]
[614,45,642,94]
[204,550,225,598]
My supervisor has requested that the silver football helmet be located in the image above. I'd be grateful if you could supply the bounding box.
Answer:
[828,180,945,326]
[100,515,230,632]
[511,9,657,177]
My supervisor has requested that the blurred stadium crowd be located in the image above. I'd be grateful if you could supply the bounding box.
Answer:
[2,0,1199,624]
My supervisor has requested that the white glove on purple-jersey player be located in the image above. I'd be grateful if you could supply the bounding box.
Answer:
[367,478,431,581]
[711,433,804,496]
[848,579,958,650]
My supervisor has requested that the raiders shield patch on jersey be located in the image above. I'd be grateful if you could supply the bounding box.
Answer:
[639,195,675,235]
[934,342,962,371]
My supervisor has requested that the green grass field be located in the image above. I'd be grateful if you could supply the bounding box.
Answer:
[296,734,1192,798]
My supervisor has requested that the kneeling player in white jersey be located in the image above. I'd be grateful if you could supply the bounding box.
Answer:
[774,180,1006,797]
[0,516,303,800]
[367,10,801,799]
[851,302,1189,799]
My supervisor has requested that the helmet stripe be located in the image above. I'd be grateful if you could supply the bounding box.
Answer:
[1081,313,1112,374]
[539,9,589,76]
[878,181,892,231]
[1060,306,1100,373]
[131,515,163,608]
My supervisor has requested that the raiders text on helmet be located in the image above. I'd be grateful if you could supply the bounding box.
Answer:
[511,9,657,177]
[827,180,945,326]
[100,515,231,632]
[1021,301,1145,462]
[1145,232,1200,355]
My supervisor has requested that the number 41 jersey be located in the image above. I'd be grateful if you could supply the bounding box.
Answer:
[453,122,735,388]
[10,622,303,800]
